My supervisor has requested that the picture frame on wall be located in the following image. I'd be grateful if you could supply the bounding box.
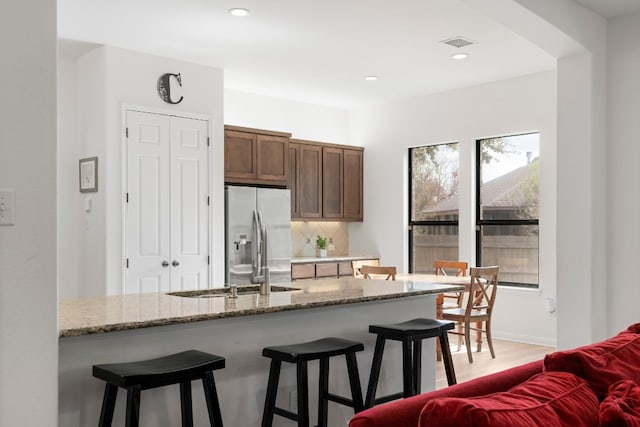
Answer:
[79,156,98,193]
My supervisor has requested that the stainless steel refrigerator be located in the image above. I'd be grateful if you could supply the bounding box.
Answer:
[225,185,291,285]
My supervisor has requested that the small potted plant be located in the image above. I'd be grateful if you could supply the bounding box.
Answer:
[316,235,328,258]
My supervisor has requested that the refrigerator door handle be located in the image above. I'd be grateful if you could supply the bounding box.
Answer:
[251,209,265,284]
[257,210,268,272]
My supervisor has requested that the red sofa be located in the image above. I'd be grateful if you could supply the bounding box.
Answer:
[350,324,640,427]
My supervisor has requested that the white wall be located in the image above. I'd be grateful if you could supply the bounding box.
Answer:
[349,71,558,346]
[58,46,225,297]
[76,48,108,297]
[607,12,640,334]
[225,89,349,144]
[58,53,82,299]
[0,0,58,425]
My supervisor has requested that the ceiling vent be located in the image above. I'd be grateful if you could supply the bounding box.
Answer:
[441,37,475,49]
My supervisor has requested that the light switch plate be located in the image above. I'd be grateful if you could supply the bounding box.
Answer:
[0,189,16,225]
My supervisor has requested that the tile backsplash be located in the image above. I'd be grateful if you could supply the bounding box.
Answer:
[291,222,349,257]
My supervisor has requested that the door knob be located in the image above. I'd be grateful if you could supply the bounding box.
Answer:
[172,260,180,267]
[162,261,169,267]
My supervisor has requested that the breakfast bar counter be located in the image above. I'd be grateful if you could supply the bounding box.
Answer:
[59,277,461,337]
[59,277,463,427]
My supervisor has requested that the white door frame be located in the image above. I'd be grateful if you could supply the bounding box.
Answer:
[121,104,212,293]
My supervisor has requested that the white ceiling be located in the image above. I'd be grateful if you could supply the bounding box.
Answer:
[57,0,637,110]
[573,0,640,18]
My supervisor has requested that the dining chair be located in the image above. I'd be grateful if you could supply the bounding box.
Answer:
[441,266,499,363]
[360,265,397,281]
[352,259,380,278]
[434,260,468,308]
[434,260,468,361]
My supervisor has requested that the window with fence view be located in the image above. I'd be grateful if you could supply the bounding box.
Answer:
[409,143,459,273]
[477,133,540,287]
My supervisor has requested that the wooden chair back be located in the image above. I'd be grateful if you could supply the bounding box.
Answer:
[435,260,468,308]
[352,259,380,278]
[360,265,397,281]
[434,260,468,276]
[464,266,500,316]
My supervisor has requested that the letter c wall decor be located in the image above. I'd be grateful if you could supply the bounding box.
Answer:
[157,73,184,104]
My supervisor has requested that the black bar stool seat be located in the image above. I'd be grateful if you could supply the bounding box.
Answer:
[365,318,456,408]
[93,350,225,427]
[261,337,365,427]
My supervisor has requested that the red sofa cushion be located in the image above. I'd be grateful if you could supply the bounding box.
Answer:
[599,380,640,427]
[544,323,640,400]
[418,371,599,427]
[349,360,542,427]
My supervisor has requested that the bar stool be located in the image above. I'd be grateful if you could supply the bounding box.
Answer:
[365,318,456,408]
[93,349,225,427]
[261,337,365,427]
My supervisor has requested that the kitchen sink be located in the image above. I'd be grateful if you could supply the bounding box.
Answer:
[167,285,301,298]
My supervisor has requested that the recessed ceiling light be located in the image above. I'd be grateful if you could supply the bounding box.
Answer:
[228,8,250,17]
[451,53,469,60]
[364,76,379,81]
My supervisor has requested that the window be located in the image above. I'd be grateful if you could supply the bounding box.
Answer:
[409,143,459,273]
[476,133,539,287]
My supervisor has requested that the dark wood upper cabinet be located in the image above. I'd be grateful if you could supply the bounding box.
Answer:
[322,147,344,219]
[225,126,363,221]
[343,148,363,221]
[291,139,363,222]
[224,125,290,186]
[288,143,300,218]
[296,142,323,219]
[224,130,257,180]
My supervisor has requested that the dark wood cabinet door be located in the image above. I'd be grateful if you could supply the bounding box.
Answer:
[256,135,288,184]
[343,148,363,221]
[288,143,299,218]
[291,263,315,279]
[338,261,354,276]
[322,147,343,218]
[315,262,338,277]
[298,144,323,218]
[224,130,257,180]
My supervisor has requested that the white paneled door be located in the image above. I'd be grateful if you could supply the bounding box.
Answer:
[125,110,209,294]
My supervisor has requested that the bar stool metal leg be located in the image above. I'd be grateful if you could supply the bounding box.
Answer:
[202,371,224,427]
[98,383,118,427]
[180,381,194,427]
[125,384,141,427]
[262,359,282,427]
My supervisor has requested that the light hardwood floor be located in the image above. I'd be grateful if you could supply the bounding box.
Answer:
[435,338,554,390]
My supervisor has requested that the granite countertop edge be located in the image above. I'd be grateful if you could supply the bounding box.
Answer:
[58,284,458,338]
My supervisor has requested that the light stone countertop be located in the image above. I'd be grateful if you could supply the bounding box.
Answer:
[58,276,465,337]
[290,255,379,263]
